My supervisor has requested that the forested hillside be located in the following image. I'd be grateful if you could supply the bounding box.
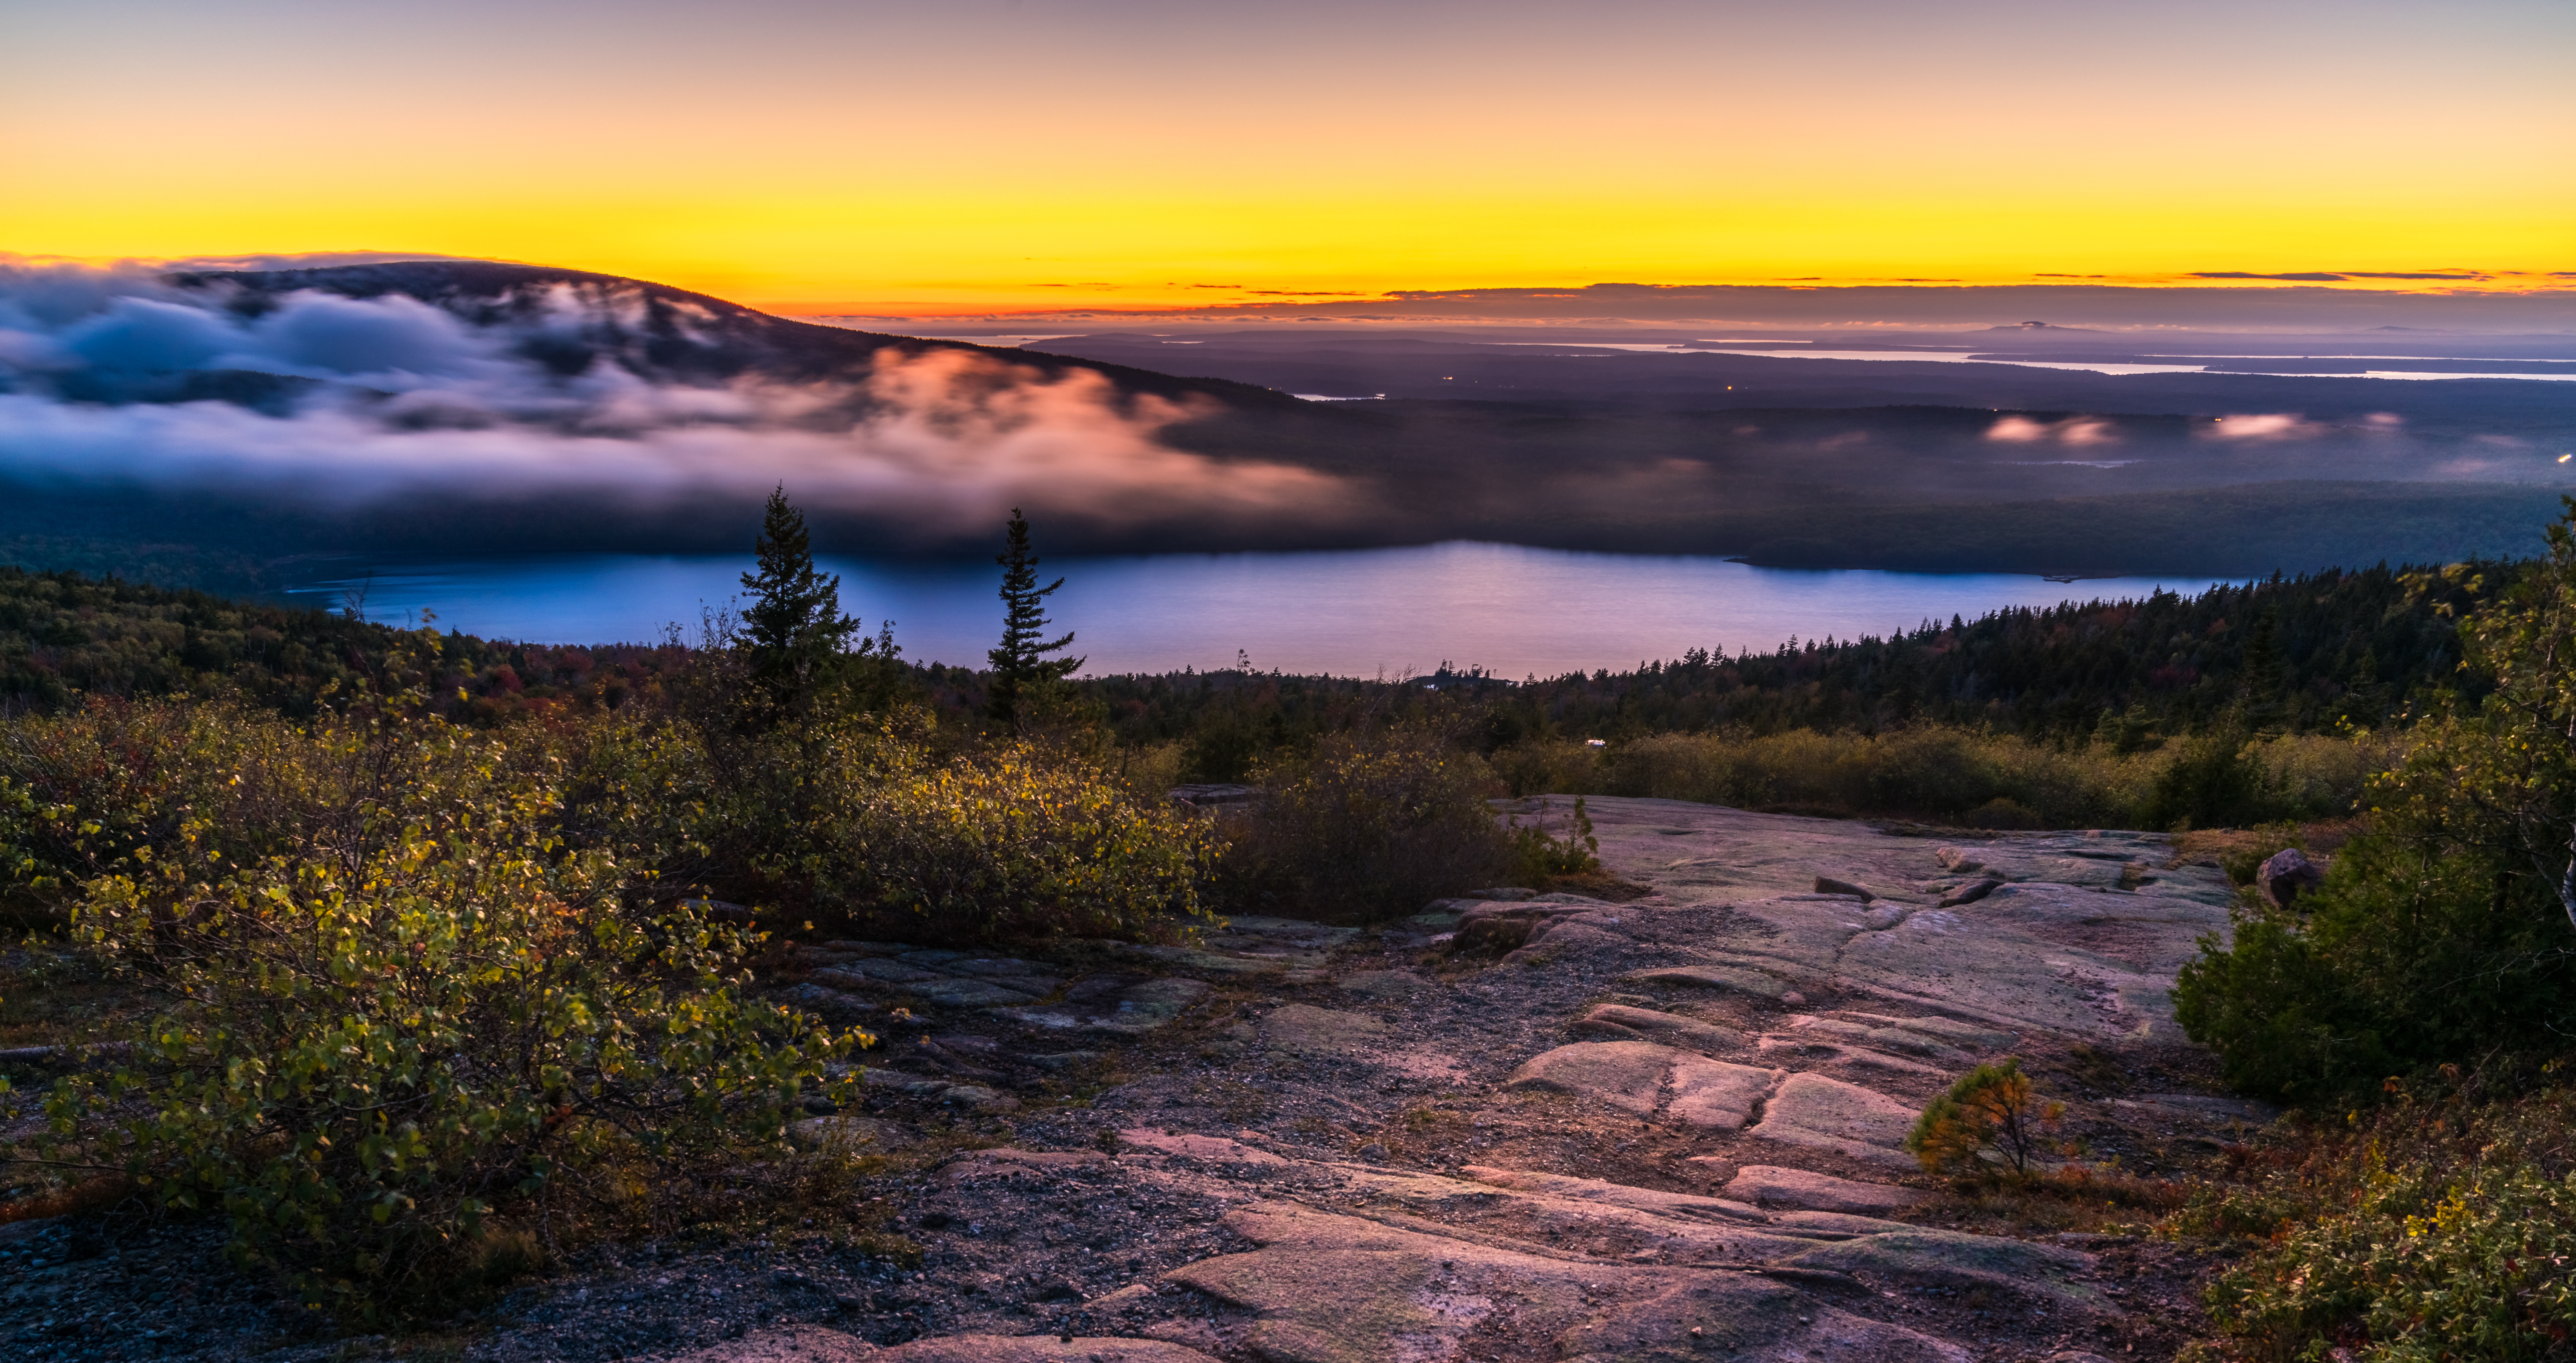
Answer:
[1066,563,2502,780]
[0,567,685,718]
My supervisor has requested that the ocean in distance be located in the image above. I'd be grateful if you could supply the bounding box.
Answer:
[286,542,2226,680]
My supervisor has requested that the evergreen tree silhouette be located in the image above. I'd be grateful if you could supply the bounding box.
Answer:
[987,508,1083,728]
[739,486,867,725]
[2239,608,2288,725]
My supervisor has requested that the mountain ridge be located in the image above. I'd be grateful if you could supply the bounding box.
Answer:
[161,258,1304,411]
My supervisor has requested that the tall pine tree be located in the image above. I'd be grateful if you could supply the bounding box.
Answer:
[987,508,1083,728]
[2239,607,2288,726]
[739,486,871,726]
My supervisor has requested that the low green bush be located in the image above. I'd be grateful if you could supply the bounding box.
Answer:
[2180,1084,2576,1363]
[1585,725,2153,826]
[1228,726,1510,921]
[2178,515,2576,1100]
[571,705,1219,943]
[8,706,862,1312]
[2247,732,2389,820]
[1508,795,1601,882]
[2176,836,2576,1102]
[0,699,300,925]
[1107,740,1189,806]
[2145,725,2271,829]
[1490,722,2378,829]
[1490,739,1605,799]
[1959,796,2046,830]
[841,740,1221,941]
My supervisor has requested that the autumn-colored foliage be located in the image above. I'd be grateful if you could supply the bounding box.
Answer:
[1906,1058,2064,1176]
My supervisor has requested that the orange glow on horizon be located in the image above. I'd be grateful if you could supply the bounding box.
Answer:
[3,1,2566,319]
[749,272,2576,323]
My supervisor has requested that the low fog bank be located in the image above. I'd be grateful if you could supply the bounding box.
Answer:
[0,257,1351,545]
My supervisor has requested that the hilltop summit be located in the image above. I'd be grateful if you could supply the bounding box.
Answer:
[162,258,1294,407]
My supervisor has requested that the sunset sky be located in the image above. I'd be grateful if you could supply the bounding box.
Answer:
[3,0,2568,315]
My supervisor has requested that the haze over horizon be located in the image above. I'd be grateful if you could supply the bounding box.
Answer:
[4,0,2568,316]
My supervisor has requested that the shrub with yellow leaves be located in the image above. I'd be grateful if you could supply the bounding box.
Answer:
[10,701,864,1313]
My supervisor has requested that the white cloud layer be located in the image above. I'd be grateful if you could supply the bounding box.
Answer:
[0,257,1347,530]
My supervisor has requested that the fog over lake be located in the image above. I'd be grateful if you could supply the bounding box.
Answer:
[288,543,2224,679]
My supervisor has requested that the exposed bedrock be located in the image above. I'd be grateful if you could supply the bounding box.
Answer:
[603,797,2245,1363]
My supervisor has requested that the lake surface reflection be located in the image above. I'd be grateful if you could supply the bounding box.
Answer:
[286,543,2225,679]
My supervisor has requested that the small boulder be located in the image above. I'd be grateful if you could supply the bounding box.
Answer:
[1813,876,1875,901]
[2255,848,2325,908]
[1938,877,2004,908]
[1452,902,1594,954]
[1506,919,1626,961]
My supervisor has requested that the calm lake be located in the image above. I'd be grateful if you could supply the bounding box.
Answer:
[285,542,2225,679]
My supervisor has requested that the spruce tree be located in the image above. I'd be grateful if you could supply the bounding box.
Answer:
[739,486,865,725]
[2239,608,2288,725]
[987,508,1083,728]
